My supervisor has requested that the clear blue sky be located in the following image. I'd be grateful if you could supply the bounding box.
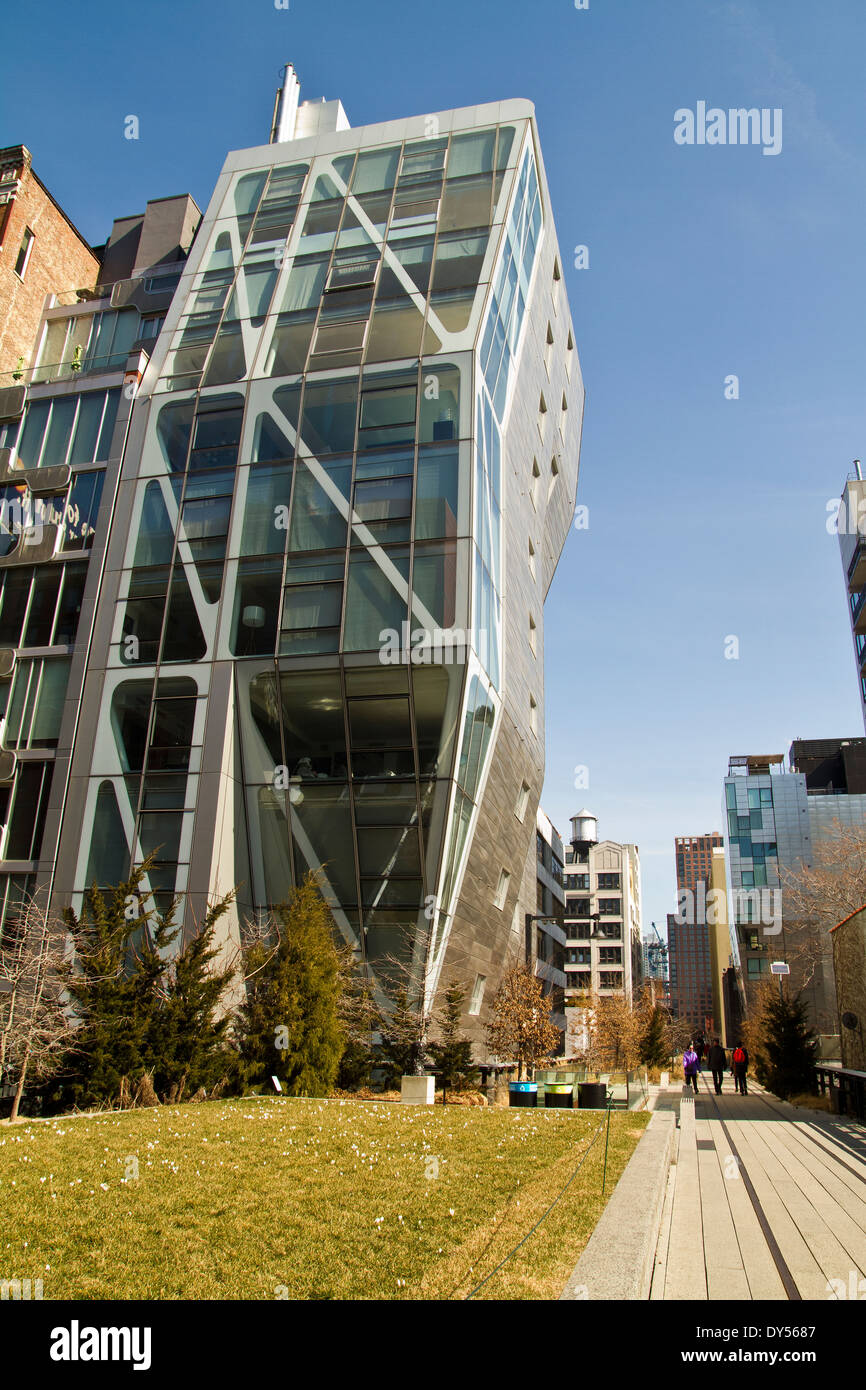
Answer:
[6,0,866,935]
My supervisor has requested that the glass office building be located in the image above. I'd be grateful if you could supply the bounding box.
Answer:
[35,82,583,1040]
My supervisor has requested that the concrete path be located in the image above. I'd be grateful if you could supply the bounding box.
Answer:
[649,1071,866,1301]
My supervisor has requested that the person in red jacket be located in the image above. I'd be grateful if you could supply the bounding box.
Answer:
[731,1043,749,1095]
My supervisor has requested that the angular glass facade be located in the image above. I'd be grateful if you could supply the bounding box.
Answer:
[46,98,582,1030]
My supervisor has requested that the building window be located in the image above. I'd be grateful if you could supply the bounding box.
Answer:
[529,694,538,736]
[468,974,486,1015]
[598,898,621,916]
[528,613,537,656]
[598,971,623,990]
[515,780,530,822]
[565,328,574,378]
[531,457,541,509]
[528,536,536,578]
[494,868,510,910]
[597,873,620,890]
[538,393,547,440]
[14,228,35,279]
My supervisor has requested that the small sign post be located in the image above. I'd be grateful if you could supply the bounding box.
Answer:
[770,961,790,998]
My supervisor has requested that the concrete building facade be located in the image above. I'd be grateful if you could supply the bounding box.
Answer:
[523,807,566,1048]
[562,811,642,1012]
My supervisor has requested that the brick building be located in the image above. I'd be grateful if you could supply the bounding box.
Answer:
[0,146,100,379]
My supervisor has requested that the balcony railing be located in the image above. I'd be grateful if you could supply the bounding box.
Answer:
[0,353,139,392]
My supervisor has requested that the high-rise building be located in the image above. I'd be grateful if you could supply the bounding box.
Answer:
[667,831,723,1033]
[667,912,714,1034]
[16,69,583,1050]
[837,465,866,731]
[0,146,101,378]
[562,811,642,1014]
[707,846,739,1046]
[675,832,723,892]
[722,746,866,1035]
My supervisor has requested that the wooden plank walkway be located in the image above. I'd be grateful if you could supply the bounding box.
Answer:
[650,1071,866,1301]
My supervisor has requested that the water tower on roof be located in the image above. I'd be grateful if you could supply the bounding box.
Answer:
[570,810,598,850]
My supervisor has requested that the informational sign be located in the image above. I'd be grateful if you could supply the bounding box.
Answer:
[770,961,790,976]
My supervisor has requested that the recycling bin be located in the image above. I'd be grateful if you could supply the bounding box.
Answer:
[509,1082,538,1108]
[544,1083,574,1109]
[577,1082,608,1109]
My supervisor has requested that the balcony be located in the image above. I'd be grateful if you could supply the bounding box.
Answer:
[848,539,866,592]
[853,588,866,635]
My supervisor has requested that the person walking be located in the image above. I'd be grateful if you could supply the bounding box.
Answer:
[683,1043,699,1094]
[731,1043,749,1095]
[708,1038,727,1095]
[694,1038,705,1072]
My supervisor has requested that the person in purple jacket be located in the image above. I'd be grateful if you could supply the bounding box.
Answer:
[683,1044,699,1094]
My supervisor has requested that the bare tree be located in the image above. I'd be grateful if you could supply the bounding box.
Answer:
[485,965,560,1081]
[0,889,71,1122]
[781,821,866,1005]
[571,991,644,1072]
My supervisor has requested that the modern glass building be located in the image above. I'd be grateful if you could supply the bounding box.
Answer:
[11,73,584,1045]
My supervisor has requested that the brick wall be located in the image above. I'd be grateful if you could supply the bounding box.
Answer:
[0,148,100,377]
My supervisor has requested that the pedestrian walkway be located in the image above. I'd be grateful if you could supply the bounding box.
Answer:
[649,1070,866,1300]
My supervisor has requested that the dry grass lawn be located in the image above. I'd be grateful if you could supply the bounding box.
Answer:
[0,1097,648,1300]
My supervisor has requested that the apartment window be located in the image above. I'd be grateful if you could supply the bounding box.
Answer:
[567,897,590,917]
[515,780,530,822]
[598,898,621,916]
[538,393,547,440]
[597,873,620,890]
[599,947,622,965]
[4,762,53,860]
[138,315,165,341]
[528,536,536,578]
[14,228,34,279]
[468,974,486,1015]
[529,694,538,736]
[565,328,574,378]
[598,972,622,990]
[528,613,537,656]
[494,868,510,910]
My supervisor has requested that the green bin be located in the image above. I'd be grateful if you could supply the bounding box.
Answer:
[545,1083,574,1109]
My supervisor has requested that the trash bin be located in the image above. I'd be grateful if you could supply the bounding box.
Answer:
[509,1082,538,1108]
[544,1083,574,1109]
[577,1082,607,1109]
